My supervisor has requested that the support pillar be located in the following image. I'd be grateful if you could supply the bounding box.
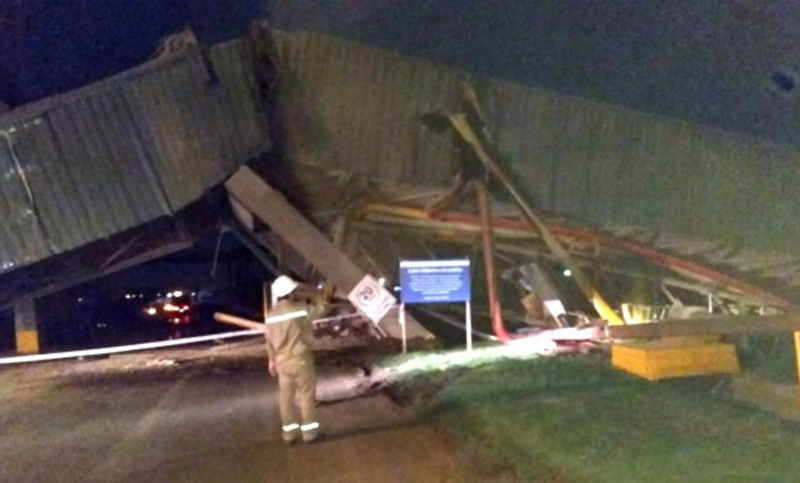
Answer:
[15,297,40,354]
[474,180,509,342]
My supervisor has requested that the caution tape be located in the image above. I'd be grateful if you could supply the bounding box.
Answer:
[0,329,263,366]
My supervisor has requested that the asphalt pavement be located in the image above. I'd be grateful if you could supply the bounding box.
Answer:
[0,342,490,483]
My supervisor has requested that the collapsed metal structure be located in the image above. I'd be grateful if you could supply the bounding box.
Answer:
[2,23,800,360]
[0,37,271,352]
[260,27,800,315]
[0,38,270,280]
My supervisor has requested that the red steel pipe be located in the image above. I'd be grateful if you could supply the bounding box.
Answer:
[434,211,798,311]
[474,180,510,341]
[357,203,798,311]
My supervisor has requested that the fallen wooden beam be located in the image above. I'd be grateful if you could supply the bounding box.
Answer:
[607,314,800,339]
[214,312,265,331]
[225,167,433,341]
[227,167,365,291]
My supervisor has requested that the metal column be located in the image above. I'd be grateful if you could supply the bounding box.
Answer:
[474,180,509,341]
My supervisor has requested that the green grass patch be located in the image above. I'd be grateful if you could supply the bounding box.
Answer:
[387,353,800,482]
[376,341,544,379]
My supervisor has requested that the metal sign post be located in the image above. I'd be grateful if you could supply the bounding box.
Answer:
[400,303,407,354]
[465,301,472,352]
[399,259,472,352]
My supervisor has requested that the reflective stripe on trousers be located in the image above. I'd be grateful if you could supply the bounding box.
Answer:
[276,354,318,440]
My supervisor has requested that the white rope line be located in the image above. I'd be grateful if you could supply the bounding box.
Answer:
[0,329,262,366]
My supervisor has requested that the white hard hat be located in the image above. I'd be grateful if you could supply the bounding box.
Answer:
[271,275,299,300]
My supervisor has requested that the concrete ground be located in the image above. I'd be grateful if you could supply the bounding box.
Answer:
[0,340,495,483]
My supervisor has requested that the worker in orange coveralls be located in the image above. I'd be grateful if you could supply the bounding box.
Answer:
[266,275,326,444]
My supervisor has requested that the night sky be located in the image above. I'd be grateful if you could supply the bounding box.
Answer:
[0,0,265,104]
[2,1,800,144]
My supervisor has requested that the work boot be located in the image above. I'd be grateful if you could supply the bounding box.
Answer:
[300,421,321,444]
[282,423,300,445]
[302,432,322,444]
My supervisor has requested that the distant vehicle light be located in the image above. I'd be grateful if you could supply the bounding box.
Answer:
[146,307,157,316]
[164,303,189,313]
[173,290,184,298]
[169,316,190,325]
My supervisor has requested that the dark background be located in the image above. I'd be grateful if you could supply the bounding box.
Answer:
[2,1,800,144]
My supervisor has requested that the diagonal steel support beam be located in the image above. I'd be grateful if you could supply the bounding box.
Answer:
[448,114,626,325]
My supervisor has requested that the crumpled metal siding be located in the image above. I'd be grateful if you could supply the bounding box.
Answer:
[0,40,269,274]
[273,31,800,258]
[0,136,49,270]
[274,31,460,185]
[485,80,800,256]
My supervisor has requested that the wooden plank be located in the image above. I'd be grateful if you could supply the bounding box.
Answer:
[226,167,364,292]
[225,167,433,341]
[608,314,800,339]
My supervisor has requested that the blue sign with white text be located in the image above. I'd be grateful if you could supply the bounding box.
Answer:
[399,259,471,304]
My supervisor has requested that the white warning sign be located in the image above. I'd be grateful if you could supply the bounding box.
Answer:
[348,275,396,324]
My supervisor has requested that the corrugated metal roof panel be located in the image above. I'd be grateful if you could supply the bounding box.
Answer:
[0,39,269,274]
[274,30,459,185]
[273,31,800,258]
[0,136,49,270]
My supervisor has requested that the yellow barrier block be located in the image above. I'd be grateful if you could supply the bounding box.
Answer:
[612,338,739,381]
[15,330,40,354]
